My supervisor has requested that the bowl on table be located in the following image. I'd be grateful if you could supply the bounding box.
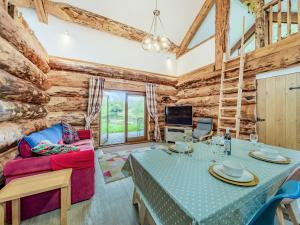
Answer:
[222,160,244,178]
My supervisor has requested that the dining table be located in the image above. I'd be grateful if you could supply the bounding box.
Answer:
[122,139,300,225]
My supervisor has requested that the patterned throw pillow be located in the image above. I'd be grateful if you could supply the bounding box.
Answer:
[31,140,79,156]
[62,121,80,144]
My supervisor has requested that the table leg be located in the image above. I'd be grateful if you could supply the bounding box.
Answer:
[0,203,5,225]
[61,187,68,225]
[12,199,20,225]
[67,180,71,209]
[139,200,146,225]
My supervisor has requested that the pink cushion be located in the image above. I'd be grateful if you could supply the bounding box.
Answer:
[77,130,92,140]
[19,139,32,158]
[72,139,94,151]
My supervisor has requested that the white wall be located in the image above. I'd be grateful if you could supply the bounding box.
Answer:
[188,4,215,49]
[176,37,215,75]
[20,8,177,76]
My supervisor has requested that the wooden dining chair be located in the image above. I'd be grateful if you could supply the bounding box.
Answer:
[277,166,300,225]
[247,180,300,225]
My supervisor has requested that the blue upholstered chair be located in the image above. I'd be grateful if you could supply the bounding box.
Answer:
[247,180,300,225]
[192,117,213,142]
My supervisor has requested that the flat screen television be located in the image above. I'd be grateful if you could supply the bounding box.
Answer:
[165,106,193,126]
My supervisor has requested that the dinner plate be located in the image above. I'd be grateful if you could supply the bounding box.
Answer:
[252,151,286,162]
[212,164,254,183]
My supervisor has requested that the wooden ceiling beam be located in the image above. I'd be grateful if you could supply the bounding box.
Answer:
[176,0,215,58]
[9,0,179,54]
[33,0,47,23]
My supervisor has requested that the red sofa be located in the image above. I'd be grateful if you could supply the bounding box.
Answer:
[3,127,95,222]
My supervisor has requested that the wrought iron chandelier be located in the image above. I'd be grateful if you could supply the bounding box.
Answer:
[142,0,171,52]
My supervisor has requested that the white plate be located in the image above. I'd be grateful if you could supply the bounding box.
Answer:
[252,151,286,162]
[212,164,254,183]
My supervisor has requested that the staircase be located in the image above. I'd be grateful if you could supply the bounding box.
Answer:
[217,17,246,139]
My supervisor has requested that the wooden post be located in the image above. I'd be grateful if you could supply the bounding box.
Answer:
[269,5,273,45]
[287,0,291,35]
[255,0,265,48]
[277,0,282,41]
[215,0,230,70]
[298,0,300,31]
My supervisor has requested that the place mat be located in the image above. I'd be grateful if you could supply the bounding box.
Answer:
[168,144,193,154]
[208,165,259,187]
[248,151,291,164]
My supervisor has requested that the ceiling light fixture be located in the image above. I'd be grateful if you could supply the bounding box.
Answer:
[142,0,171,53]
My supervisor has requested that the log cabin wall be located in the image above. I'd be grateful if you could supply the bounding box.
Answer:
[0,7,50,177]
[176,32,300,139]
[46,57,178,146]
[176,64,256,139]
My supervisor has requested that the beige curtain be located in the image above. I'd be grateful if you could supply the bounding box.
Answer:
[146,83,161,142]
[85,76,105,130]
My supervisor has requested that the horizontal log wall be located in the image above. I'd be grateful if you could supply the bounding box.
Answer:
[0,9,50,178]
[176,32,300,139]
[46,70,178,145]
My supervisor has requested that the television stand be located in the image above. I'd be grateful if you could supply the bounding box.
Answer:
[164,126,193,143]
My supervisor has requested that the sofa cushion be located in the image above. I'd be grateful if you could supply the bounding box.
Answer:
[19,124,63,158]
[23,123,63,148]
[4,156,52,177]
[18,139,32,158]
[31,140,79,156]
[62,121,79,144]
[72,139,94,151]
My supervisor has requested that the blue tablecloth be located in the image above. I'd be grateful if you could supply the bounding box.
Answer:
[123,139,300,225]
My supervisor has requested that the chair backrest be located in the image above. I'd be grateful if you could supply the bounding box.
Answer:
[196,117,213,131]
[285,166,300,182]
[282,166,300,204]
[247,180,300,225]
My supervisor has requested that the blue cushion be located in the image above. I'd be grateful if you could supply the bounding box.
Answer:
[24,123,63,148]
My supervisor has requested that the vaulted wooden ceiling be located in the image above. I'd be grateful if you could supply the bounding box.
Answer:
[9,0,262,57]
[9,0,184,53]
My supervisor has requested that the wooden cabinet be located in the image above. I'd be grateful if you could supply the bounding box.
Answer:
[257,73,300,150]
[164,126,193,143]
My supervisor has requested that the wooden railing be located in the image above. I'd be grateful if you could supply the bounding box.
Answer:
[263,0,300,45]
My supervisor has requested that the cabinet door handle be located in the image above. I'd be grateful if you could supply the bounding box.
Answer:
[257,118,265,122]
[289,86,300,90]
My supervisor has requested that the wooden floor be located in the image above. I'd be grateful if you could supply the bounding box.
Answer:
[21,150,139,225]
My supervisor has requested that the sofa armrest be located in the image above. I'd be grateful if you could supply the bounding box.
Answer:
[77,129,92,140]
[4,156,52,178]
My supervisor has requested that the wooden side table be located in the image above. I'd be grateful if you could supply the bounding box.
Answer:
[0,168,72,225]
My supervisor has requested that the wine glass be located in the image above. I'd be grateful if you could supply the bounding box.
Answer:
[210,137,218,163]
[250,134,258,150]
[216,132,224,144]
[184,135,193,157]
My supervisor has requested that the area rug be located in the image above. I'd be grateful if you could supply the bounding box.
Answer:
[98,147,150,183]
